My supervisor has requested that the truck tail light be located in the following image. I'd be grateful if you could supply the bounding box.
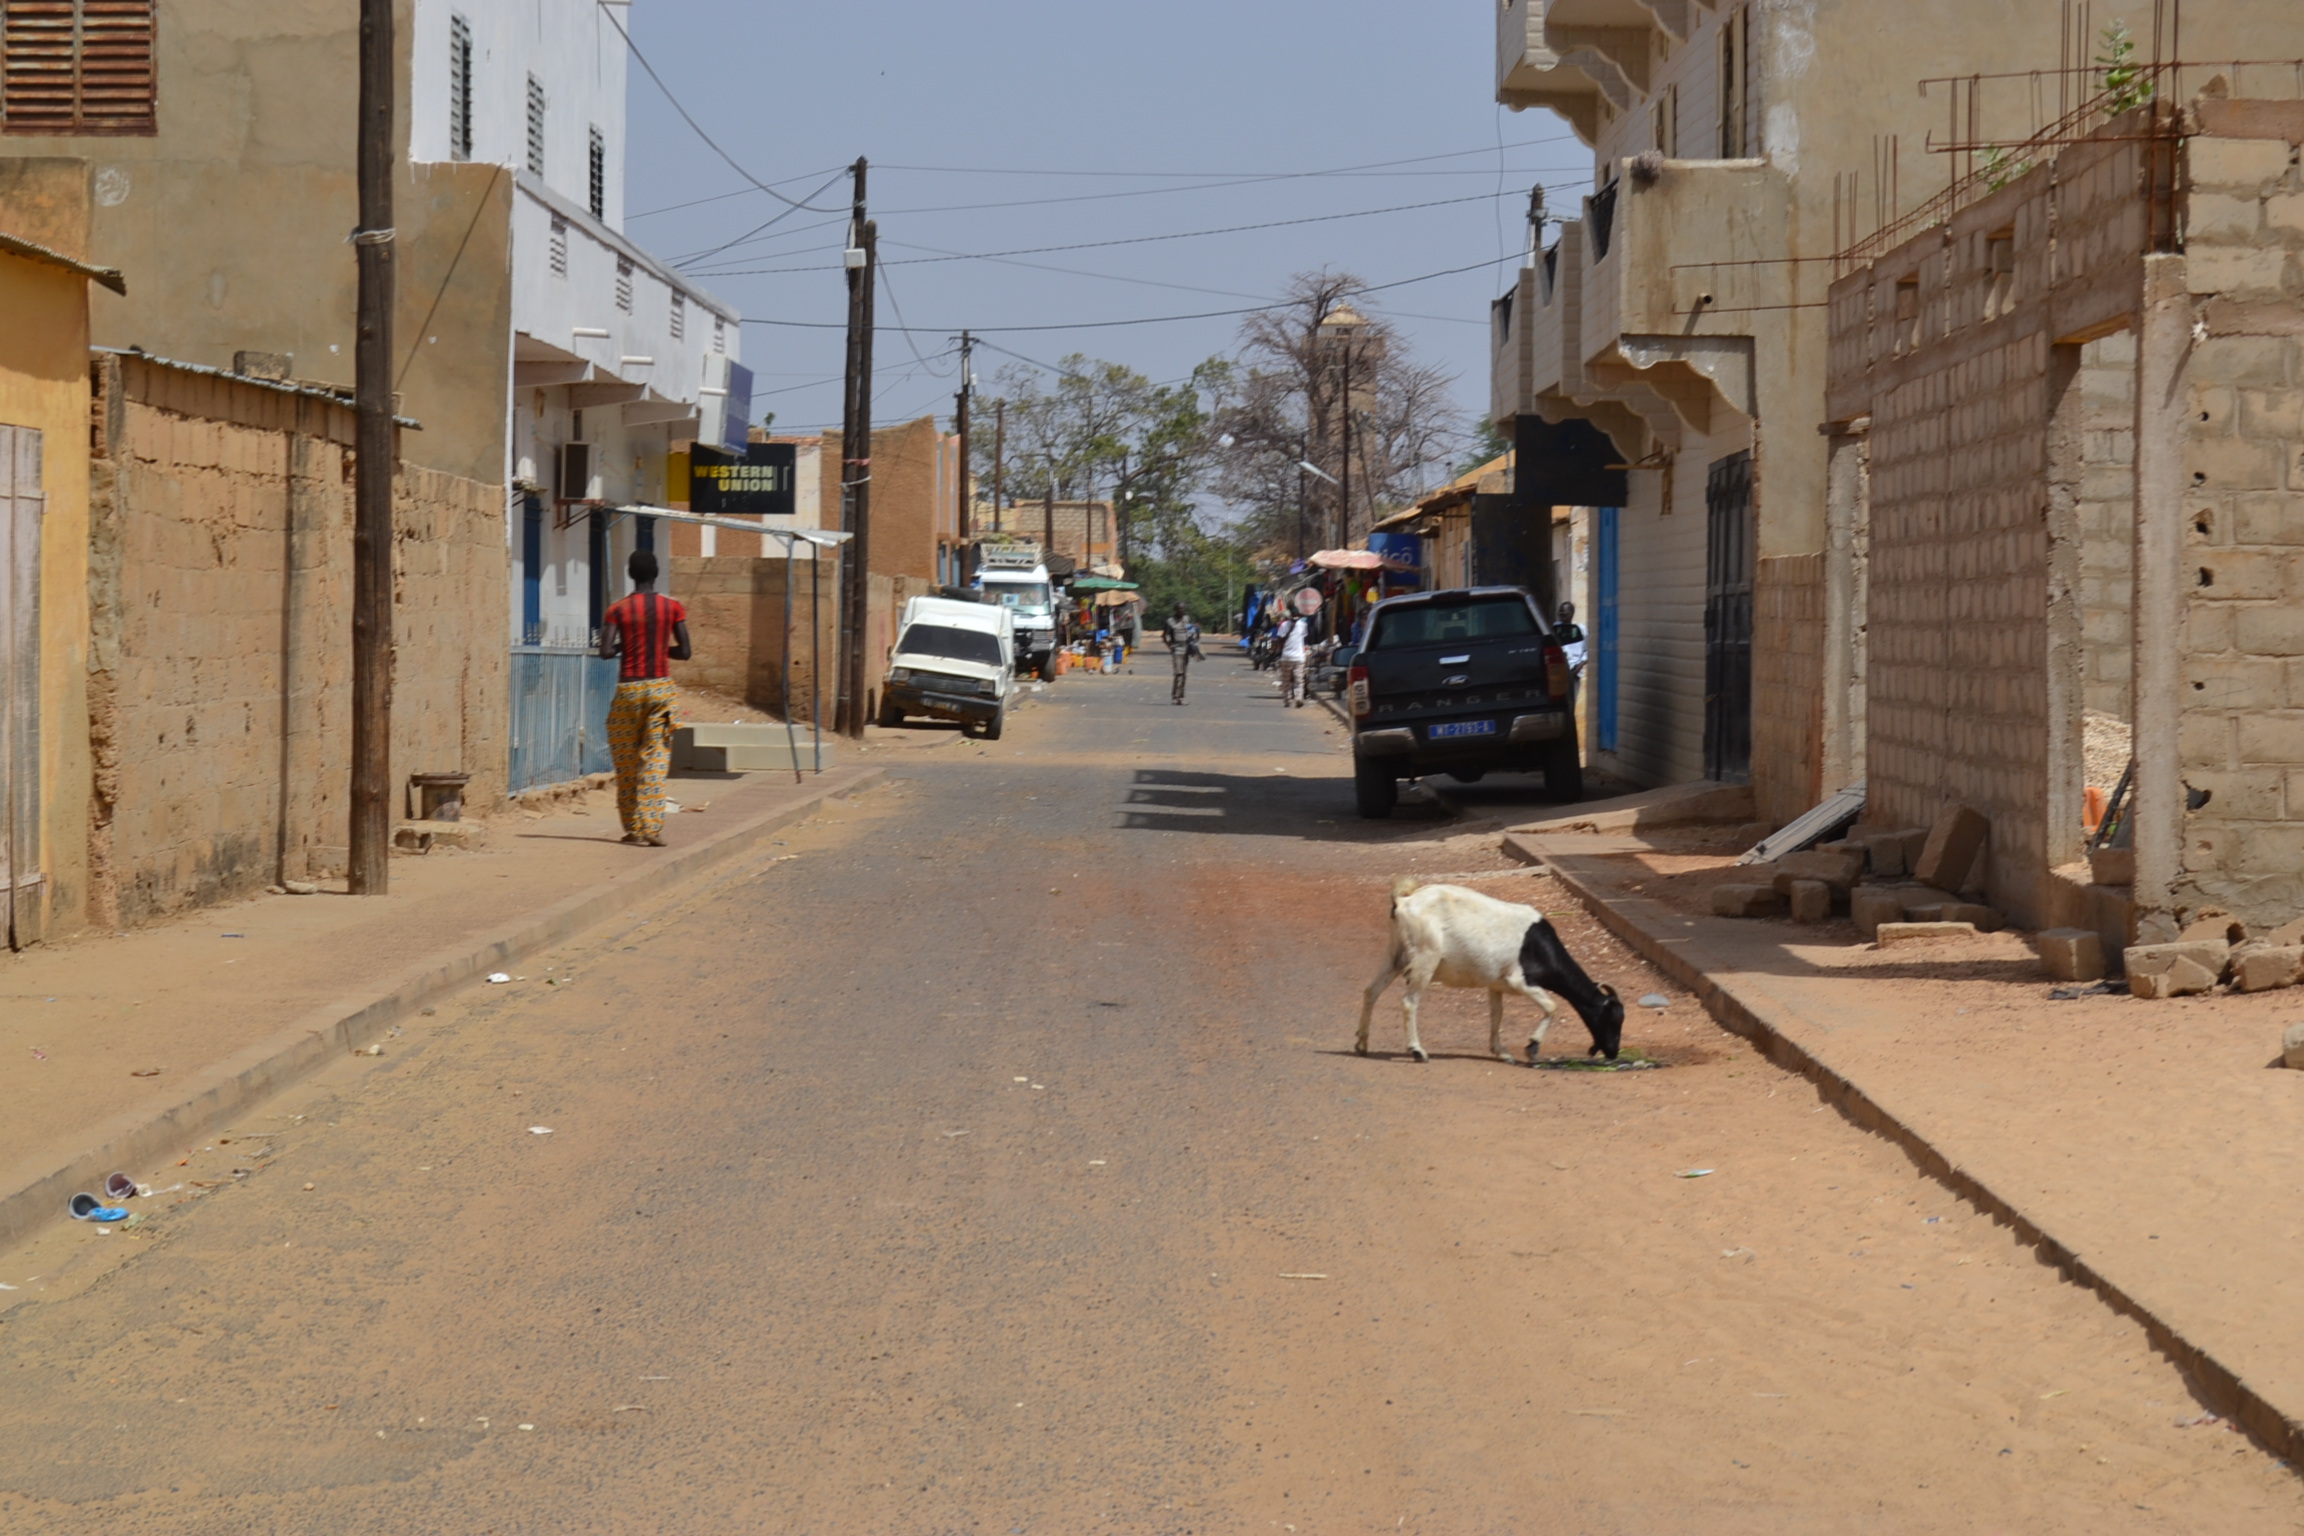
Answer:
[1347,664,1372,718]
[1544,645,1571,700]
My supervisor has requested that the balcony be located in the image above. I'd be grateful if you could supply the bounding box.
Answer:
[1498,0,1695,143]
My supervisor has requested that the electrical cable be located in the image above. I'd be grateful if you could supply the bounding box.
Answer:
[671,182,847,267]
[631,166,847,219]
[596,1,847,214]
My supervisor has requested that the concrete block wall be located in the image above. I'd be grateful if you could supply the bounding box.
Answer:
[667,555,840,719]
[1752,553,1824,823]
[2165,119,2304,925]
[86,356,507,927]
[2075,332,2137,722]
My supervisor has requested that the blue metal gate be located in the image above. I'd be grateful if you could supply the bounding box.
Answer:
[510,646,618,793]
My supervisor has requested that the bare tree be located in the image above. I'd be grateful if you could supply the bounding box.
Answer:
[1209,270,1464,557]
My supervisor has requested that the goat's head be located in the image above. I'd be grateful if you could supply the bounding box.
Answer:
[1580,984,1625,1061]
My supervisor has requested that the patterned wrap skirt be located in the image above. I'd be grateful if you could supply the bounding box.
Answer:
[607,677,678,840]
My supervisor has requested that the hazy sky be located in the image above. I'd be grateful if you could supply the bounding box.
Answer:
[620,1,1595,456]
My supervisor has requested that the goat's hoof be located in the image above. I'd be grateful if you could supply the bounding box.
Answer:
[1410,1047,1430,1063]
[1354,1042,1367,1057]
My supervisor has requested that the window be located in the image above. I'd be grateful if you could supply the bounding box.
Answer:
[1651,82,1678,159]
[587,124,604,218]
[712,315,725,355]
[1719,8,1749,158]
[3,0,157,135]
[524,73,545,176]
[1366,596,1540,649]
[448,14,472,161]
[614,257,633,313]
[895,625,1004,667]
[548,217,567,278]
[668,291,685,342]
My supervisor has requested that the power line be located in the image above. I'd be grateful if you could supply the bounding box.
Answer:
[736,251,1525,335]
[630,165,848,219]
[684,190,1523,278]
[671,176,848,267]
[596,1,847,214]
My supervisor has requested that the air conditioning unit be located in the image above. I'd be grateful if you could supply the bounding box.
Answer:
[554,441,598,528]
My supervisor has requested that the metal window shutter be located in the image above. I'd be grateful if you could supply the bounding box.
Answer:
[3,0,154,135]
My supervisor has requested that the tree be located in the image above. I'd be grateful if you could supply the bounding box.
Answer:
[1456,415,1512,477]
[1207,270,1464,558]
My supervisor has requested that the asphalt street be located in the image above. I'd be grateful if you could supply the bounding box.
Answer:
[0,652,2295,1534]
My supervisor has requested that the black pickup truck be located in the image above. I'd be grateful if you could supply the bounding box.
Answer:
[1345,587,1580,817]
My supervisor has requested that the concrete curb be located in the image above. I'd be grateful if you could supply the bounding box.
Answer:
[1535,851,2304,1466]
[0,766,886,1253]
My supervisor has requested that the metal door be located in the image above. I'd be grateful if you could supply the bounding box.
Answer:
[1595,504,1619,754]
[0,425,43,948]
[1704,453,1754,783]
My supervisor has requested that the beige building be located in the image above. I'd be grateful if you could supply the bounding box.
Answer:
[1491,0,2290,824]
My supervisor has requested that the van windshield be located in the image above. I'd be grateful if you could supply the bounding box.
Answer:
[1366,597,1541,649]
[897,623,1004,666]
[984,582,1051,610]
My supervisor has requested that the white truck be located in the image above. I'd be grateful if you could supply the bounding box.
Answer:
[878,594,1016,740]
[973,544,1060,682]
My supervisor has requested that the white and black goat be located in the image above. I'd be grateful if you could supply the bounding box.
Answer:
[1356,879,1625,1064]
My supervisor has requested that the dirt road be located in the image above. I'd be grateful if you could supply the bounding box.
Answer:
[0,654,2294,1533]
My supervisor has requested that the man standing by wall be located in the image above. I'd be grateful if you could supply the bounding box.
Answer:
[599,550,693,846]
[1276,611,1309,708]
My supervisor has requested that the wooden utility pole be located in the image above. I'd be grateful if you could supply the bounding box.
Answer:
[349,0,396,894]
[1337,341,1353,552]
[952,329,973,580]
[1042,474,1054,559]
[837,158,876,737]
[992,399,1004,528]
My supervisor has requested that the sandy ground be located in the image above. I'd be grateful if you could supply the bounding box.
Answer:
[0,657,2293,1532]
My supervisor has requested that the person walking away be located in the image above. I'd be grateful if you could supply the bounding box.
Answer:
[1162,602,1200,705]
[599,549,692,846]
[1277,611,1309,707]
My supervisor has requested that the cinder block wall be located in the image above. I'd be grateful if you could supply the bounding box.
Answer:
[1752,553,1824,823]
[2162,116,2304,926]
[667,554,839,718]
[85,355,506,927]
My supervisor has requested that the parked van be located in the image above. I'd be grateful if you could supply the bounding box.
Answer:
[879,594,1016,739]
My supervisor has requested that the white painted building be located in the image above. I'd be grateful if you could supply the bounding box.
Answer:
[408,0,744,647]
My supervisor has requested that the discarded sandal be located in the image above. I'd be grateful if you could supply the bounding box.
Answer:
[68,1192,128,1222]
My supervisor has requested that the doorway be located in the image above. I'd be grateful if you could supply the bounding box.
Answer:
[1595,504,1619,755]
[1704,452,1754,782]
[0,424,43,948]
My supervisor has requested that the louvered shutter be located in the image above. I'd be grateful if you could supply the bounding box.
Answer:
[3,0,155,136]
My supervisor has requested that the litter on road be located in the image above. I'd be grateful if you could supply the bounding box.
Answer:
[1677,1169,1715,1179]
[528,1126,554,1135]
[486,973,512,984]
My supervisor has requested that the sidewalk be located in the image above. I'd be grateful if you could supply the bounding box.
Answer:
[0,753,906,1248]
[1520,834,2304,1462]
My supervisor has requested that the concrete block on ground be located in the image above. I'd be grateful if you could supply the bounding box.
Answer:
[2036,927,2106,982]
[2233,945,2304,993]
[1853,828,1911,879]
[673,725,834,774]
[2180,909,2249,945]
[1904,900,2002,932]
[2090,846,2135,887]
[1915,804,1989,891]
[2284,1020,2304,1069]
[1787,879,1833,924]
[2123,940,2232,998]
[1712,883,1785,918]
[1851,886,1907,940]
[1778,847,1865,895]
[2270,916,2304,948]
[1876,921,1979,946]
[1898,827,1930,871]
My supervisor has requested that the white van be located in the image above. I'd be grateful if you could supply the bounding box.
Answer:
[879,594,1017,739]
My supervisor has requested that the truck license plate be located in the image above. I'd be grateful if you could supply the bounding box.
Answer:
[1427,719,1496,739]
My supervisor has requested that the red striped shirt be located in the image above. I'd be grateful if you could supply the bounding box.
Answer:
[603,592,686,681]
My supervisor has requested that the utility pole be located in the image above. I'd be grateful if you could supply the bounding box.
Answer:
[1042,471,1054,561]
[837,157,876,738]
[348,0,396,894]
[952,329,973,583]
[992,399,1005,531]
[1115,449,1128,568]
[1337,339,1353,551]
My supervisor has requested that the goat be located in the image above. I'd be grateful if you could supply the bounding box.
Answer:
[1356,878,1625,1064]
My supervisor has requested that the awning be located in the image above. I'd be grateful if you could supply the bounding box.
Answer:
[1308,548,1411,572]
[1091,589,1141,608]
[1069,575,1139,591]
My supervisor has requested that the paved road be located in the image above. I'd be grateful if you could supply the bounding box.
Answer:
[0,653,2296,1534]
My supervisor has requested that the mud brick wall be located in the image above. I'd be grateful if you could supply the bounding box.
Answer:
[668,555,840,718]
[2164,121,2304,925]
[86,355,506,926]
[1752,553,1823,823]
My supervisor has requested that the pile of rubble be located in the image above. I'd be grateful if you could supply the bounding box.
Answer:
[1710,804,1999,941]
[2124,917,2304,1000]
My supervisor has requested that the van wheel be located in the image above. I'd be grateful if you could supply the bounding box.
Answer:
[877,698,904,729]
[1354,757,1398,819]
[982,709,1005,742]
[1038,654,1058,683]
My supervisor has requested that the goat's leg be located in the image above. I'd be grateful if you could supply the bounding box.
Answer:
[1488,989,1514,1063]
[1401,958,1441,1062]
[1357,951,1405,1056]
[1523,985,1561,1061]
